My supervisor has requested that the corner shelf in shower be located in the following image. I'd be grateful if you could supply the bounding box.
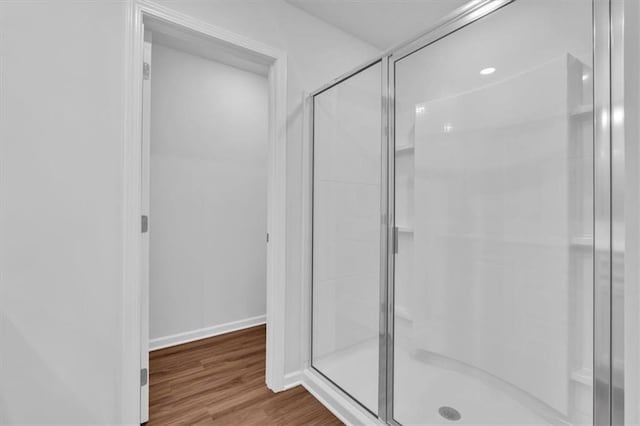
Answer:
[396,144,415,154]
[570,234,593,248]
[397,226,414,234]
[395,304,413,322]
[570,367,593,387]
[570,104,593,118]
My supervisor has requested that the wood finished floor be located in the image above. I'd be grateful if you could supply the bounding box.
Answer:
[149,325,343,425]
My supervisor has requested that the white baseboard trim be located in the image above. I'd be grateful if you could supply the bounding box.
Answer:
[283,371,302,390]
[149,315,266,351]
[301,368,381,426]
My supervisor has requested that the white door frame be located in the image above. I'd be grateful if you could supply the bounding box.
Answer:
[122,1,288,423]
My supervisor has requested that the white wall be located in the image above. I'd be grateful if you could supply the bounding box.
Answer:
[0,1,378,424]
[149,43,268,345]
[0,2,127,425]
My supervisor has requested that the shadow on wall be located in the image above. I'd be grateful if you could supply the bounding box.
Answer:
[0,317,92,425]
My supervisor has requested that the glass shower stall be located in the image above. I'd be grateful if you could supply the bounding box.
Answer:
[309,0,622,424]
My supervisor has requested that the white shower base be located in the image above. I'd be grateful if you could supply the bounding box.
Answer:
[315,337,559,425]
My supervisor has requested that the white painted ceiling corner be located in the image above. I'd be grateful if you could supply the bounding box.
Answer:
[285,0,469,50]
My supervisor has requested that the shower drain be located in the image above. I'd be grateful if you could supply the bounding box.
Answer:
[438,406,461,422]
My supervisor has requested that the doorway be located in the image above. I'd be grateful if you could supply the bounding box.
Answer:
[143,31,270,350]
[141,26,270,422]
[125,5,288,423]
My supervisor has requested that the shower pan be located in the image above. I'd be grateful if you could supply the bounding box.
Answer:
[309,0,622,425]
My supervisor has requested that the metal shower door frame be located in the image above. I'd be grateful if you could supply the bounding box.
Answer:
[308,0,619,424]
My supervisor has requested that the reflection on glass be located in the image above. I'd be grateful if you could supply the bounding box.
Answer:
[312,62,382,413]
[393,1,593,424]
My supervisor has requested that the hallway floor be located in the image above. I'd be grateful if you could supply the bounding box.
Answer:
[149,325,342,425]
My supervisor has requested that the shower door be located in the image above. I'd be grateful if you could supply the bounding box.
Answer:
[390,0,600,424]
[309,0,614,424]
[311,60,384,415]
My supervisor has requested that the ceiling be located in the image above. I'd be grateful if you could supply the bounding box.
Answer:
[286,0,469,50]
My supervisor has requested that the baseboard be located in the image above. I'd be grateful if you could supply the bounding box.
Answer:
[149,315,266,351]
[301,369,381,425]
[283,371,302,390]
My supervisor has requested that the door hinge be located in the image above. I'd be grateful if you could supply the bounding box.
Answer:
[140,368,148,387]
[266,233,269,243]
[141,215,149,233]
[143,62,150,80]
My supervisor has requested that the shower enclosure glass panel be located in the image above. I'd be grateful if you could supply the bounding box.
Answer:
[312,62,382,414]
[392,1,594,424]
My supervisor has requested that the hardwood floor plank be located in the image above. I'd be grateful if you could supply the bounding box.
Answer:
[149,325,343,425]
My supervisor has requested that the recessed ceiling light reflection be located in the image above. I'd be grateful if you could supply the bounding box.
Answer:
[480,67,496,76]
[582,74,590,81]
[443,123,453,133]
[416,105,426,114]
[613,107,624,125]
